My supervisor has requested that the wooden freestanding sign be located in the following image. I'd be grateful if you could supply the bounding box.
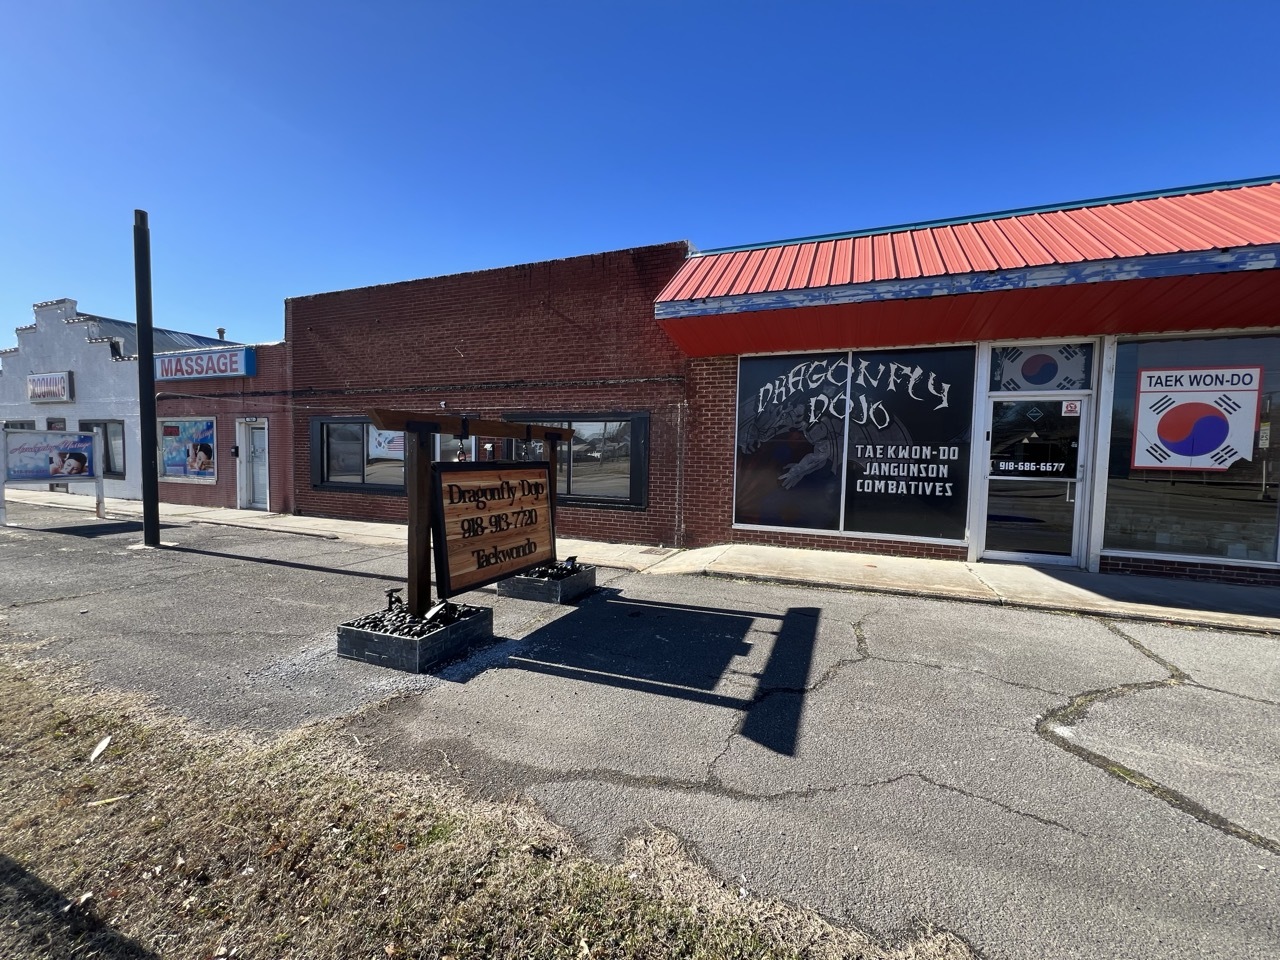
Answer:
[432,462,554,598]
[368,408,573,616]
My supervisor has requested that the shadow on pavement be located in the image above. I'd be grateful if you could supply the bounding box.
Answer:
[1016,563,1280,620]
[507,593,819,756]
[162,544,406,584]
[24,520,180,539]
[0,854,160,959]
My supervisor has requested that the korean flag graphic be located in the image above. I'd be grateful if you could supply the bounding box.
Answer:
[993,344,1092,391]
[1132,367,1262,471]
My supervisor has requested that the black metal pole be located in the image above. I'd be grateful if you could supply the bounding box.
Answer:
[134,209,161,547]
[405,427,435,616]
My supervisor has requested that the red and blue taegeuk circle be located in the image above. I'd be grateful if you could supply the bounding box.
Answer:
[1020,354,1059,385]
[1156,402,1230,457]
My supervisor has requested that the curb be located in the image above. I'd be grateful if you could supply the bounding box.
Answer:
[694,568,1280,637]
[188,519,342,541]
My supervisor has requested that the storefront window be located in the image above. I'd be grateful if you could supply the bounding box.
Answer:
[315,414,648,504]
[844,346,975,540]
[735,353,846,530]
[508,415,647,507]
[1104,335,1280,562]
[474,437,503,462]
[158,419,214,482]
[439,435,467,463]
[80,419,126,478]
[990,343,1093,392]
[312,418,405,490]
[735,348,976,540]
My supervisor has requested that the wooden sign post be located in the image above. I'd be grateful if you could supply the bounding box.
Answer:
[368,409,573,617]
[404,427,434,614]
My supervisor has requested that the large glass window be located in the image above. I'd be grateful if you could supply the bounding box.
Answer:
[312,418,405,490]
[1104,335,1279,562]
[735,352,845,530]
[158,418,215,481]
[313,415,648,505]
[507,415,647,507]
[78,419,126,478]
[438,434,466,464]
[735,347,976,540]
[844,346,975,540]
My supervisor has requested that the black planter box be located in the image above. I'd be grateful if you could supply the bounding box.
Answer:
[336,605,493,673]
[496,564,597,604]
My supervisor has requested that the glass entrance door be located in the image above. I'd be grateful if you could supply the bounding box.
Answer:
[983,398,1087,561]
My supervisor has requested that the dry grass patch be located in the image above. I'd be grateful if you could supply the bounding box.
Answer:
[0,655,972,959]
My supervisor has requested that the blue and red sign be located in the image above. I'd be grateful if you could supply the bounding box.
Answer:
[1020,353,1059,386]
[991,343,1092,392]
[1132,367,1262,471]
[4,430,97,482]
[160,419,216,481]
[155,347,255,381]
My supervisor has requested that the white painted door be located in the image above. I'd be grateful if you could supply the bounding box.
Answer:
[249,426,268,510]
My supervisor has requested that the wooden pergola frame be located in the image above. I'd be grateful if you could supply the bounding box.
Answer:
[369,409,575,615]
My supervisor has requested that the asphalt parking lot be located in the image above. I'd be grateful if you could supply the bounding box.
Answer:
[2,502,1278,960]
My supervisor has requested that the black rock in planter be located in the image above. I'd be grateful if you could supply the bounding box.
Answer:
[337,596,493,673]
[496,558,597,604]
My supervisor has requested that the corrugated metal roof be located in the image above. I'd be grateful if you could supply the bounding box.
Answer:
[66,314,236,357]
[658,177,1280,304]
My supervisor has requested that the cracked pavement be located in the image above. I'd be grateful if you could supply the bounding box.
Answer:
[3,502,1279,960]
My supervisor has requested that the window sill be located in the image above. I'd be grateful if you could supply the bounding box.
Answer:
[311,482,407,497]
[558,497,647,511]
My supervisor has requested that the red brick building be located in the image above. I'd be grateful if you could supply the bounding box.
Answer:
[155,342,293,513]
[284,242,690,546]
[223,177,1279,587]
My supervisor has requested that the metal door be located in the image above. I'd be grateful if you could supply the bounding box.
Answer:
[982,397,1089,564]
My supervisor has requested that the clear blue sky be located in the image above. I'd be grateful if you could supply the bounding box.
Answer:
[3,1,1277,347]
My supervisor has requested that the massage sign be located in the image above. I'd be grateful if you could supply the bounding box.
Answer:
[735,347,975,540]
[431,463,555,597]
[1132,366,1263,471]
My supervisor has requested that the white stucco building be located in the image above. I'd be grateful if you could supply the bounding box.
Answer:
[0,298,230,500]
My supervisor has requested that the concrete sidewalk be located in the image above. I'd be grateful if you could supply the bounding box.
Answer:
[4,486,1278,634]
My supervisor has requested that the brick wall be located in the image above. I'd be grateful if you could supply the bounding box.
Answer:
[155,342,293,512]
[681,356,736,547]
[1099,555,1280,587]
[285,242,690,545]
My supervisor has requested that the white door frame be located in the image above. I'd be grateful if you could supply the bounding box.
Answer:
[966,337,1103,568]
[236,419,269,510]
[1085,336,1119,573]
[974,392,1094,566]
[972,391,1095,568]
